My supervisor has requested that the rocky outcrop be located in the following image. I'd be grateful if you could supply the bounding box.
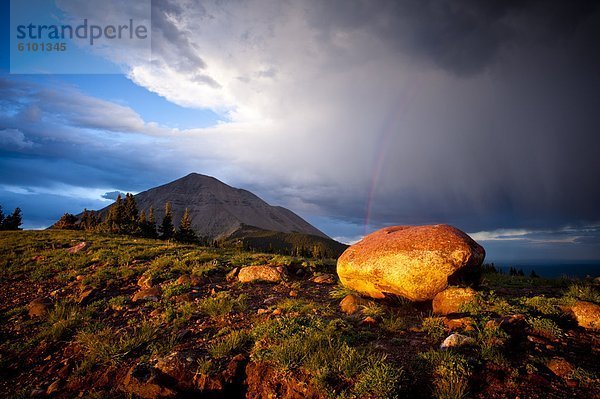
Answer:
[337,225,485,301]
[245,361,326,399]
[432,287,478,315]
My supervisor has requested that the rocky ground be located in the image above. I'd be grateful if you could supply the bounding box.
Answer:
[0,230,599,399]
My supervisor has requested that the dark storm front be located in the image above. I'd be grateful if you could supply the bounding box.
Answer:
[16,18,148,45]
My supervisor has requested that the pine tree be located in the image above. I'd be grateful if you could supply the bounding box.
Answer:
[54,213,78,230]
[2,207,23,230]
[123,193,139,234]
[159,202,175,240]
[147,206,157,238]
[106,195,125,233]
[0,206,4,228]
[176,208,197,243]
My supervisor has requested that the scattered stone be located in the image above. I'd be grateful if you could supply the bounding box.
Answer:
[272,308,282,316]
[337,224,485,301]
[546,357,574,378]
[237,266,282,283]
[569,301,600,330]
[257,309,268,315]
[190,275,202,286]
[312,274,336,284]
[138,275,154,290]
[132,286,162,302]
[28,298,50,318]
[444,316,475,331]
[226,267,240,282]
[75,275,85,281]
[339,294,368,315]
[432,287,477,315]
[440,333,476,349]
[46,380,61,395]
[486,314,528,337]
[77,288,95,305]
[154,352,197,392]
[67,242,88,254]
[361,316,377,325]
[289,290,298,297]
[176,275,190,285]
[121,363,176,399]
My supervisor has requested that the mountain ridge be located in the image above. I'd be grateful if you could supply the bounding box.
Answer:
[95,173,331,241]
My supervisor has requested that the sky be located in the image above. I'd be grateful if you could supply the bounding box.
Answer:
[1,0,599,264]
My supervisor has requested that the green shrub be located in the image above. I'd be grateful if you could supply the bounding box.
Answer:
[38,300,89,341]
[528,317,562,339]
[564,283,600,304]
[421,316,446,341]
[418,350,471,399]
[197,292,247,318]
[209,330,252,359]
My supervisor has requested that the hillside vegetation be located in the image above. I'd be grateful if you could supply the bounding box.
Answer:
[0,231,598,399]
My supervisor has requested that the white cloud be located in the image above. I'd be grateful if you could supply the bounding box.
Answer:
[0,128,34,149]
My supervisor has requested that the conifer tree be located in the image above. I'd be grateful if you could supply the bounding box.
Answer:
[123,193,139,234]
[54,213,78,230]
[106,195,125,233]
[176,208,197,243]
[2,207,23,230]
[159,202,175,240]
[0,206,4,228]
[147,206,157,238]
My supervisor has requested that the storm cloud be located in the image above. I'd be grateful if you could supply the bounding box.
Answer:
[1,0,599,260]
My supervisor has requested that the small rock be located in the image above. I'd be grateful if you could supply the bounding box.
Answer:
[289,290,298,297]
[238,266,282,283]
[257,309,268,315]
[121,363,176,399]
[132,286,162,302]
[486,314,528,337]
[569,301,600,330]
[440,333,476,349]
[443,316,475,331]
[67,242,88,254]
[432,287,477,315]
[340,294,368,315]
[312,274,336,285]
[226,267,240,282]
[546,357,574,378]
[28,298,50,318]
[75,275,85,281]
[77,288,95,305]
[138,275,154,290]
[46,380,61,395]
[272,308,282,316]
[190,275,203,286]
[361,316,377,325]
[176,275,191,285]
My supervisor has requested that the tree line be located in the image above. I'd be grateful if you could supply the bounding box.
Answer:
[0,205,23,230]
[54,193,199,243]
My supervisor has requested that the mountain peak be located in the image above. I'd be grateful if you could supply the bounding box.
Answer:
[113,173,330,240]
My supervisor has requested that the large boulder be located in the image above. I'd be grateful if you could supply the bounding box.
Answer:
[337,225,485,301]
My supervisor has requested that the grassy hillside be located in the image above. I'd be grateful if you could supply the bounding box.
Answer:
[0,231,598,399]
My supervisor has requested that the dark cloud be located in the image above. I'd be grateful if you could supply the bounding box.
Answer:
[306,0,600,75]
